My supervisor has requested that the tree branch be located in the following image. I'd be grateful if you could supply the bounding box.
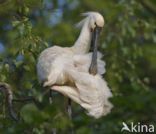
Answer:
[0,82,18,121]
[0,82,53,121]
[140,0,156,16]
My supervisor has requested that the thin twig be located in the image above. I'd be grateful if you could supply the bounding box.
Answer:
[13,96,36,103]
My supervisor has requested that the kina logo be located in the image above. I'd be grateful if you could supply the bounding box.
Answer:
[121,122,154,133]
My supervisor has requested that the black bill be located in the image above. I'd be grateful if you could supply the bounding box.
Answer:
[89,26,102,75]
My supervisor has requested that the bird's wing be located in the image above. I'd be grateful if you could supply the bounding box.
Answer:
[64,68,113,118]
[73,52,106,75]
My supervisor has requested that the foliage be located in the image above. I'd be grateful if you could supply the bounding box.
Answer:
[0,0,156,133]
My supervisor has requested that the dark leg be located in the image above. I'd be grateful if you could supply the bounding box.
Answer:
[67,98,74,134]
[49,89,53,104]
[67,98,72,119]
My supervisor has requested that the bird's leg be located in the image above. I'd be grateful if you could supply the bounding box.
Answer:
[49,89,53,104]
[67,98,74,134]
[67,98,72,119]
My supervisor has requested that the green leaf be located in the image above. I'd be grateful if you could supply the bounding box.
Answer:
[20,103,46,125]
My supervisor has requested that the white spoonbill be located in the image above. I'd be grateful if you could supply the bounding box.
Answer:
[37,12,113,118]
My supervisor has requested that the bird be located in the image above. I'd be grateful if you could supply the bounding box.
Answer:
[37,12,113,118]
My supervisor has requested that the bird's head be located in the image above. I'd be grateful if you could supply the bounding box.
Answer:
[76,12,105,75]
[83,12,105,75]
[88,12,104,32]
[76,12,104,33]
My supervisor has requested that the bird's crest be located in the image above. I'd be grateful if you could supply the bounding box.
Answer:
[75,12,97,28]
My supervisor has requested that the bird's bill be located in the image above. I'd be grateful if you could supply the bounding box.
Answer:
[92,26,102,53]
[89,26,102,75]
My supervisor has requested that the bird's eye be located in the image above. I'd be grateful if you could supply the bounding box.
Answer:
[94,22,97,26]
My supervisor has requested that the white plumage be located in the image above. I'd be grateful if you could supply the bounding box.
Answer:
[37,12,113,118]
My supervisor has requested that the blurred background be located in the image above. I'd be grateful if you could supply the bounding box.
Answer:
[0,0,156,133]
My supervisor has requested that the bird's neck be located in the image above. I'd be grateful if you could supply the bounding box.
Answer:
[72,21,91,54]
